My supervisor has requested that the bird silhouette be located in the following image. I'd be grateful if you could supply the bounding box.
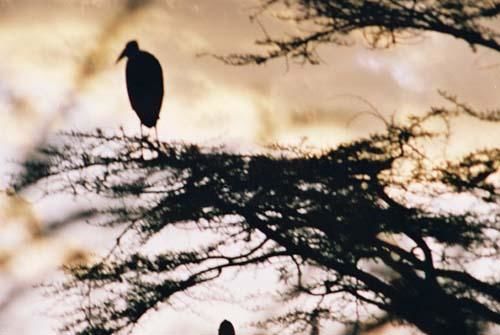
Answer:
[218,320,235,335]
[117,40,164,146]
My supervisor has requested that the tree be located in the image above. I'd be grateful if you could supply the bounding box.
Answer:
[13,1,500,334]
[15,99,499,335]
[213,0,500,65]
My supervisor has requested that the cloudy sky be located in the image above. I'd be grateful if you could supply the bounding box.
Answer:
[0,1,499,334]
[1,0,498,154]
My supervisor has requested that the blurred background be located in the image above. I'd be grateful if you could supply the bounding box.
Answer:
[0,0,499,334]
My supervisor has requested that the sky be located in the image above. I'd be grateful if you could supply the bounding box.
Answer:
[0,0,499,334]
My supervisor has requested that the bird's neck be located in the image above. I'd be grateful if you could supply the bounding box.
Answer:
[127,49,141,59]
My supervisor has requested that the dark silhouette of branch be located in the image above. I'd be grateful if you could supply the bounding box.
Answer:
[209,1,500,65]
[14,104,499,335]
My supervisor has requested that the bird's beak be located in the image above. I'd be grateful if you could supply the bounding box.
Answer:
[116,49,127,63]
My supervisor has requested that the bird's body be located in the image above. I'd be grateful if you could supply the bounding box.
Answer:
[117,40,164,142]
[125,50,164,128]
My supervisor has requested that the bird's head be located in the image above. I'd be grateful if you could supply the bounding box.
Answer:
[117,40,140,63]
[218,320,235,335]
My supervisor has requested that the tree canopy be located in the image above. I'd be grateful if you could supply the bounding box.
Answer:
[214,0,500,65]
[15,100,499,334]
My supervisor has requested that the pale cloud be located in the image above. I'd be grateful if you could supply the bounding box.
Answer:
[356,54,385,73]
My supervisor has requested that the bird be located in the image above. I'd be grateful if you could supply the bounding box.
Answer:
[117,40,164,146]
[218,320,235,335]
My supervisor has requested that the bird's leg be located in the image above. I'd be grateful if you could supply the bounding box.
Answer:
[140,123,144,158]
[154,126,160,150]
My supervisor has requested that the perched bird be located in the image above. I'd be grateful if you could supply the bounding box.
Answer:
[117,40,164,144]
[218,320,235,335]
